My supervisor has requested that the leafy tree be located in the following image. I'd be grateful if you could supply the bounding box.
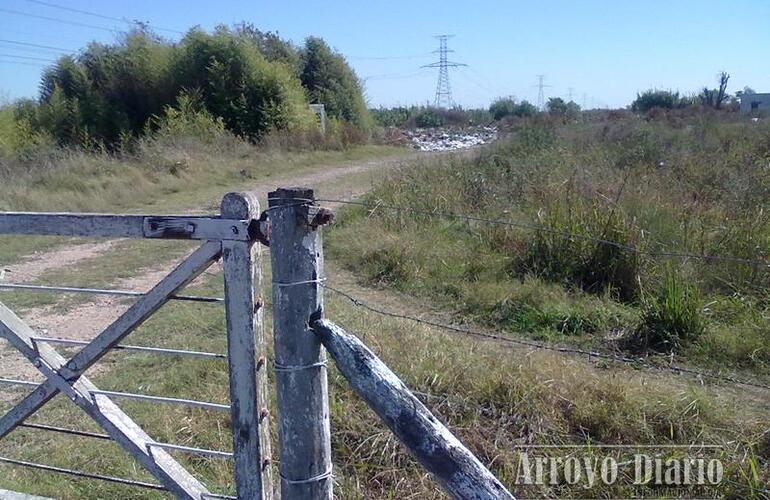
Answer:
[547,97,568,114]
[300,37,370,128]
[235,23,302,74]
[489,97,537,120]
[171,28,313,139]
[631,90,691,112]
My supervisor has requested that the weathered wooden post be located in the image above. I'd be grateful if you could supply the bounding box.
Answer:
[311,319,515,500]
[269,188,333,499]
[221,192,273,499]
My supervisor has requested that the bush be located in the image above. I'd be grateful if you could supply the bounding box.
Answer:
[489,97,537,120]
[172,28,315,140]
[370,106,491,128]
[631,90,693,112]
[631,271,704,352]
[12,26,371,148]
[413,109,444,128]
[148,90,226,143]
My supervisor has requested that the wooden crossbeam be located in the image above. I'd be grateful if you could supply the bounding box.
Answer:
[0,213,251,241]
[0,304,210,499]
[0,241,221,439]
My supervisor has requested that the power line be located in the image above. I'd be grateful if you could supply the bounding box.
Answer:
[0,7,119,33]
[362,70,433,81]
[26,0,184,35]
[0,59,48,67]
[0,53,57,63]
[421,35,467,108]
[0,39,74,53]
[349,53,432,61]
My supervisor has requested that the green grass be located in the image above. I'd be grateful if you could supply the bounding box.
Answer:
[0,138,403,267]
[1,263,767,498]
[1,113,769,498]
[327,112,770,376]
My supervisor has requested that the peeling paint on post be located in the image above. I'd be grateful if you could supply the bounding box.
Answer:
[268,188,333,500]
[221,192,273,499]
[311,319,516,500]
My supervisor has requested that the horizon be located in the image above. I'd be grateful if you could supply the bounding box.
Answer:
[1,0,769,110]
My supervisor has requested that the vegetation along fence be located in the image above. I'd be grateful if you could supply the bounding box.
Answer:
[0,189,516,499]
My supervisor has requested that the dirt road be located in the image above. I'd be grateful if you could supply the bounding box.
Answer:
[0,151,425,391]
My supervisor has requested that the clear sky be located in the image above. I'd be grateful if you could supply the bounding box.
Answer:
[1,0,768,109]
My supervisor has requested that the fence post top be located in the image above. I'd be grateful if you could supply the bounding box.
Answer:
[221,192,259,220]
[268,187,315,207]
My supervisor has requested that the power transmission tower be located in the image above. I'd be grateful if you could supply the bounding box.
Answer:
[421,35,467,108]
[533,75,552,111]
[567,87,575,102]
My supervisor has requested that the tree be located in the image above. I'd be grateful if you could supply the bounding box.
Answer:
[546,97,568,114]
[631,90,690,112]
[489,97,538,120]
[300,37,370,128]
[735,86,755,99]
[700,71,730,109]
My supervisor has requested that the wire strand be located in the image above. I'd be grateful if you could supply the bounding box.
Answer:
[321,283,770,391]
[0,456,167,491]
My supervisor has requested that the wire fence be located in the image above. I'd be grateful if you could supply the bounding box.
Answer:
[321,282,770,392]
[1,195,768,496]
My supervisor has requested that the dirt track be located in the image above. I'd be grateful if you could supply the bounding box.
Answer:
[0,152,424,393]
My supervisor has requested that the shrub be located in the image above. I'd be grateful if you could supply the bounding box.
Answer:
[413,109,444,128]
[632,271,704,352]
[148,90,226,142]
[515,197,640,301]
[13,26,372,148]
[631,90,693,112]
[172,28,314,139]
[489,97,537,120]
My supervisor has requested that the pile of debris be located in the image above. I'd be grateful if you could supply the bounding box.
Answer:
[405,126,498,152]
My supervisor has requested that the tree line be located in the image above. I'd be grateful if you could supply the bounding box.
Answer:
[3,24,370,149]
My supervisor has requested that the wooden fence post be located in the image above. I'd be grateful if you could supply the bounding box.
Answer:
[268,187,333,500]
[221,192,273,500]
[311,319,515,500]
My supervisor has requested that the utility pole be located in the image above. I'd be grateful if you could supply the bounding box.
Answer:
[534,75,552,112]
[421,35,467,108]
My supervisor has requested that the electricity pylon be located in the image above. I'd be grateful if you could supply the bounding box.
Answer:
[421,35,467,108]
[534,75,552,111]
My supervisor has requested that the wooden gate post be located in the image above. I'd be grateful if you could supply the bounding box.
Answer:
[268,187,333,500]
[221,192,273,499]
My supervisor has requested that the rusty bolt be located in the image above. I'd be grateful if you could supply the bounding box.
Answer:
[308,207,335,229]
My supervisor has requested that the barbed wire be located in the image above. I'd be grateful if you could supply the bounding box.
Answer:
[316,198,770,268]
[321,283,770,391]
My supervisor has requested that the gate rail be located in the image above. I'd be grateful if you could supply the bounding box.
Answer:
[0,192,272,500]
[0,188,514,499]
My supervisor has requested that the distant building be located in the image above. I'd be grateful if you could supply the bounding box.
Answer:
[740,93,770,113]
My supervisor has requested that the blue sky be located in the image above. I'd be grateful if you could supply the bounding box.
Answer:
[1,0,768,109]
